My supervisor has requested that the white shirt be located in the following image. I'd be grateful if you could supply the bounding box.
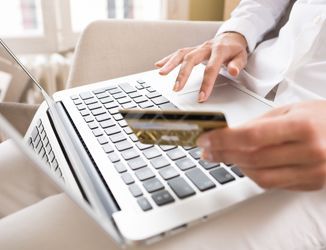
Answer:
[217,0,326,106]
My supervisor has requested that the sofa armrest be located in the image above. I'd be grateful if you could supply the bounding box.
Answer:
[67,20,222,88]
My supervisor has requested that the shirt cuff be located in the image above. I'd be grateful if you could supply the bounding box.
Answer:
[216,18,261,53]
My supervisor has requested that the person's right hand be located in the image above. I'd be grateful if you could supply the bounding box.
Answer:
[155,32,249,102]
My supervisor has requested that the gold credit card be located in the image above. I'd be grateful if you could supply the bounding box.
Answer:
[120,109,228,146]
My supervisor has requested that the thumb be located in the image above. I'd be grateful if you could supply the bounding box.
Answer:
[227,51,247,77]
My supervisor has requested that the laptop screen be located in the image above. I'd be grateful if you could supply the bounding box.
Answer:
[0,39,51,137]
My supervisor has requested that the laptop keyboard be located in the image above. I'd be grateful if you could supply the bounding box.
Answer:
[28,119,64,181]
[71,80,244,211]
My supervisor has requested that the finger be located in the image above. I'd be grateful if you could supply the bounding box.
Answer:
[159,48,194,75]
[174,47,211,91]
[155,55,173,68]
[227,50,247,77]
[241,164,322,190]
[197,116,307,151]
[202,141,322,168]
[198,47,224,102]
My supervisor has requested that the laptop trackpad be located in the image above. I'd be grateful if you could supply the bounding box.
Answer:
[176,83,272,127]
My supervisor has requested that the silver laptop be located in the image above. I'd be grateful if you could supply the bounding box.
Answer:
[0,39,274,246]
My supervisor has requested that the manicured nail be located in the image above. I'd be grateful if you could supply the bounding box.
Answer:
[173,81,180,91]
[198,91,206,102]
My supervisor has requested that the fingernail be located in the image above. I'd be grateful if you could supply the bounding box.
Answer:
[198,91,206,102]
[173,81,180,91]
[201,151,213,161]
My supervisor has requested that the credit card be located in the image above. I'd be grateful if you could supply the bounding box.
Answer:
[120,109,228,146]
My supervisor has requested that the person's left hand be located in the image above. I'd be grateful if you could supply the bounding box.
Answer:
[197,100,326,191]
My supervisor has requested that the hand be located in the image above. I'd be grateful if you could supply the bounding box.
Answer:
[197,100,326,191]
[155,32,248,102]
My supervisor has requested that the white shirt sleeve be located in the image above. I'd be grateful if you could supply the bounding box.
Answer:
[217,0,291,52]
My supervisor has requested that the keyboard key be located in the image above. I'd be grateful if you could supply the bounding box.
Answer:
[92,128,103,137]
[79,91,93,100]
[84,98,98,105]
[121,172,135,185]
[199,160,219,170]
[105,126,120,135]
[167,148,186,161]
[119,83,137,94]
[137,197,152,211]
[48,151,55,163]
[107,152,120,163]
[146,87,156,93]
[118,120,128,128]
[127,157,147,170]
[186,168,216,191]
[159,103,178,110]
[76,104,86,111]
[183,146,196,151]
[96,92,110,99]
[143,178,164,193]
[88,121,98,130]
[143,147,161,159]
[88,102,102,110]
[136,142,153,150]
[34,134,41,146]
[210,168,235,184]
[70,95,79,100]
[84,115,94,123]
[137,79,146,84]
[52,159,59,171]
[100,119,115,128]
[175,158,196,171]
[104,102,119,110]
[159,166,179,180]
[129,91,142,99]
[95,113,111,122]
[151,190,174,206]
[114,161,127,173]
[159,145,177,151]
[80,109,90,116]
[135,84,144,90]
[108,108,120,115]
[102,144,114,154]
[99,96,114,104]
[112,92,126,99]
[133,96,147,104]
[115,140,133,151]
[168,177,195,199]
[73,99,82,105]
[151,96,169,105]
[108,88,121,95]
[93,88,107,95]
[150,157,170,169]
[117,97,131,105]
[31,126,39,141]
[121,102,137,109]
[109,132,126,143]
[121,149,139,160]
[189,148,202,160]
[129,184,143,197]
[135,168,155,181]
[91,108,106,116]
[146,91,161,99]
[139,101,154,109]
[45,143,52,154]
[231,166,245,178]
[113,113,123,121]
[97,135,109,145]
[123,127,133,135]
[129,134,139,142]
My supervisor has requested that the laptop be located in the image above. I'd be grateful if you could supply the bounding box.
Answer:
[0,39,274,246]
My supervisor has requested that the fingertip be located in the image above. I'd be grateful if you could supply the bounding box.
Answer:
[228,66,239,77]
[197,91,207,103]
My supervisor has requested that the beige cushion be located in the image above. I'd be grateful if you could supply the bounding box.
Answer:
[67,20,222,88]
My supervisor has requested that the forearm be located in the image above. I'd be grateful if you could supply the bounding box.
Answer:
[217,0,291,52]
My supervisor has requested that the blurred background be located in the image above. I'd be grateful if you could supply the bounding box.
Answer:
[0,0,239,105]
